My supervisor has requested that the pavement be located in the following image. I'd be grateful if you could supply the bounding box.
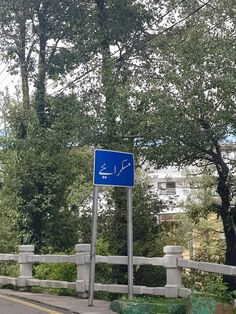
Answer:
[0,289,115,314]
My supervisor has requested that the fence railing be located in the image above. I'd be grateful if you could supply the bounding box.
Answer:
[1,245,236,298]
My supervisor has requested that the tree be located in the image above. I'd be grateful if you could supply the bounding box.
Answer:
[0,149,18,253]
[138,3,236,289]
[97,175,164,286]
[3,95,90,252]
[0,0,97,252]
[90,0,155,149]
[0,0,95,113]
[161,173,225,260]
[160,172,226,292]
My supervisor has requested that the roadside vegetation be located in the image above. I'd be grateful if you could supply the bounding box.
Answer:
[0,0,236,297]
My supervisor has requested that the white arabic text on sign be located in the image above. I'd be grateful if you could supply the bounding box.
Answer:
[98,159,131,179]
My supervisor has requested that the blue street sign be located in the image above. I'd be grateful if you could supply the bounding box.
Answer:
[93,149,134,187]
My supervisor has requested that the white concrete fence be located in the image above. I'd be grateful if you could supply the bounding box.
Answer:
[0,245,236,298]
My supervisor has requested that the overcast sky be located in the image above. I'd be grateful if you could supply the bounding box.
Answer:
[0,63,20,96]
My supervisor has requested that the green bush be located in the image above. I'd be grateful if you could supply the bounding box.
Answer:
[0,261,19,290]
[0,261,19,277]
[95,238,112,284]
[134,265,166,287]
[34,262,76,282]
[111,297,186,314]
[33,261,76,296]
[32,240,112,297]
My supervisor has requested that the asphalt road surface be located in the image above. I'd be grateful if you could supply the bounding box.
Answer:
[0,294,73,314]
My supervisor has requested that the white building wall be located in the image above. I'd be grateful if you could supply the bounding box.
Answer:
[147,165,191,214]
[146,145,236,215]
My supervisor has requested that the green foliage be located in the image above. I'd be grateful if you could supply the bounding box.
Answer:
[0,0,96,78]
[186,173,220,221]
[0,262,19,278]
[97,0,151,44]
[1,95,93,253]
[33,261,76,296]
[95,238,113,285]
[133,266,166,288]
[0,0,156,256]
[111,297,186,314]
[2,0,236,295]
[32,241,112,297]
[188,280,236,314]
[188,294,217,314]
[0,143,19,253]
[34,262,76,282]
[135,4,236,289]
[101,176,162,257]
[139,6,236,168]
[12,117,75,251]
[97,175,164,287]
[205,279,236,304]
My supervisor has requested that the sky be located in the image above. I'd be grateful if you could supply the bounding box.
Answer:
[0,63,20,133]
[0,63,20,96]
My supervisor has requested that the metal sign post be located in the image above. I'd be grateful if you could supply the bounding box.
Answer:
[88,185,99,306]
[127,187,133,299]
[89,149,134,306]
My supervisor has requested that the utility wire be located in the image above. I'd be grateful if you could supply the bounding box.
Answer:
[47,0,187,93]
[52,0,211,96]
[0,72,13,90]
[0,71,19,92]
[0,0,211,95]
[0,64,8,77]
[153,0,186,27]
[2,77,17,90]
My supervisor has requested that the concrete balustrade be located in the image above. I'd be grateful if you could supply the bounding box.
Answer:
[1,244,236,298]
[75,243,91,298]
[164,246,183,298]
[18,245,34,291]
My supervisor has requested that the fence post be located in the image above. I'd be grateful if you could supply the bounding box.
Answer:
[75,244,91,298]
[18,245,34,292]
[164,245,183,298]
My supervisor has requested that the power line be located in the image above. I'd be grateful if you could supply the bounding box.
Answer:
[0,1,211,96]
[0,64,8,77]
[48,1,187,94]
[0,61,5,68]
[3,76,17,90]
[52,0,211,96]
[152,0,186,27]
[0,72,13,89]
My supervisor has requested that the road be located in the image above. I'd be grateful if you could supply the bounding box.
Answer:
[0,294,73,314]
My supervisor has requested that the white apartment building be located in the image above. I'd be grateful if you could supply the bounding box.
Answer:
[146,144,236,218]
[147,165,192,216]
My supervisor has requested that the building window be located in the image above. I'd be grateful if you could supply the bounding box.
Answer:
[158,181,176,195]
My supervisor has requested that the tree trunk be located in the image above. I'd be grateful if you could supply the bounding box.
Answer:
[221,211,236,291]
[20,63,30,110]
[96,0,118,148]
[18,14,30,110]
[213,150,236,290]
[35,6,47,126]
